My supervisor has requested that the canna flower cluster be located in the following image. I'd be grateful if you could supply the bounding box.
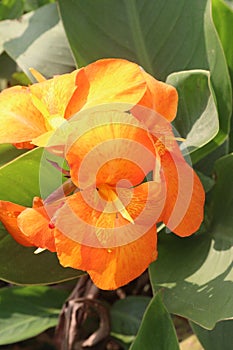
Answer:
[0,59,205,290]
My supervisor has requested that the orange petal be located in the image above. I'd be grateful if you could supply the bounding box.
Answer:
[66,109,156,188]
[0,86,47,144]
[54,181,164,249]
[159,146,205,236]
[68,58,147,112]
[30,70,78,117]
[0,201,32,246]
[17,204,58,252]
[54,225,157,290]
[64,68,90,118]
[13,142,35,150]
[139,70,178,121]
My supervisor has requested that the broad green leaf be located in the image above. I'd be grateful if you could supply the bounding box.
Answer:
[212,0,233,152]
[23,0,56,12]
[0,0,23,20]
[167,70,219,157]
[0,148,81,284]
[0,3,75,79]
[0,285,68,345]
[58,0,231,161]
[129,293,179,350]
[212,0,233,81]
[0,144,26,167]
[0,52,16,84]
[191,320,233,350]
[149,154,233,329]
[204,0,232,136]
[110,296,150,345]
[58,0,208,76]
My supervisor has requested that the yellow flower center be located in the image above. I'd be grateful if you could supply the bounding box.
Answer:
[31,94,65,131]
[97,183,134,224]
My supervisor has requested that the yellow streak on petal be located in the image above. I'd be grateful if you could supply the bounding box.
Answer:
[31,94,52,128]
[98,184,134,224]
[154,148,162,183]
[31,94,65,132]
[34,247,46,254]
[29,68,46,82]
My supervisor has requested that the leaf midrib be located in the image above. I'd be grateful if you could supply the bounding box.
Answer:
[124,0,153,74]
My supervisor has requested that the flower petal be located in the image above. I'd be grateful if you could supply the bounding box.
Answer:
[17,197,63,252]
[54,226,157,290]
[67,58,147,112]
[160,146,205,236]
[29,70,78,117]
[139,70,178,121]
[0,201,32,246]
[17,206,56,252]
[0,86,47,144]
[66,109,156,188]
[54,181,164,248]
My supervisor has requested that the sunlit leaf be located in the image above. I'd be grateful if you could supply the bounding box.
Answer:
[0,3,75,80]
[149,154,233,329]
[167,70,219,158]
[0,285,68,345]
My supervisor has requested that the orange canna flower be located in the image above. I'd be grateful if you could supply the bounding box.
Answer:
[0,106,205,290]
[0,58,177,148]
[0,59,205,290]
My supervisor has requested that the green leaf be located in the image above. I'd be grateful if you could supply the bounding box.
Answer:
[0,52,17,89]
[191,320,233,350]
[0,0,24,20]
[110,296,150,345]
[149,154,233,329]
[166,70,219,157]
[0,148,81,284]
[58,0,231,161]
[23,0,56,13]
[129,293,179,350]
[0,144,26,167]
[212,0,233,82]
[0,285,68,345]
[0,3,75,79]
[58,0,208,75]
[212,0,233,152]
[204,0,232,135]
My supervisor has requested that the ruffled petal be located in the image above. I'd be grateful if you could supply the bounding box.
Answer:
[17,204,58,252]
[0,201,32,246]
[54,226,157,290]
[0,86,47,144]
[67,58,147,112]
[138,70,178,121]
[159,146,205,236]
[66,110,156,188]
[54,181,164,249]
[30,70,78,117]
